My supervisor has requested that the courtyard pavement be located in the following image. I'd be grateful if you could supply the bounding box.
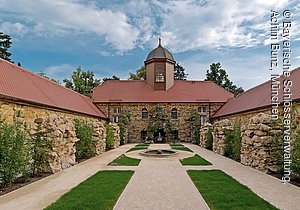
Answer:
[0,143,300,210]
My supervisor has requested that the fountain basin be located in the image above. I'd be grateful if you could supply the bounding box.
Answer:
[139,149,179,158]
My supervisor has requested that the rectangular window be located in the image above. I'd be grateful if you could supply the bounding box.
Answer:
[141,131,147,141]
[200,115,206,124]
[112,107,121,114]
[198,106,206,113]
[112,115,119,123]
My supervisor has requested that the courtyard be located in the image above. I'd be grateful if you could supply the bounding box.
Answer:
[1,143,299,210]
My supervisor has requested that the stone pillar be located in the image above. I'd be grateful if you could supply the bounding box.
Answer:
[199,122,213,148]
[110,123,121,149]
[241,113,282,173]
[35,114,78,173]
[92,121,106,155]
[213,119,233,155]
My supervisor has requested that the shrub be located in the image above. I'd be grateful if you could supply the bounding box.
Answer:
[31,123,52,176]
[205,128,213,150]
[0,120,31,187]
[105,124,114,150]
[118,122,125,145]
[224,124,241,162]
[74,120,95,159]
[193,127,200,145]
[291,131,300,176]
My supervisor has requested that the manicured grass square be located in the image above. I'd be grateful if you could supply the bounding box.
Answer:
[187,170,278,210]
[170,144,193,152]
[46,170,134,210]
[108,154,141,166]
[126,144,149,153]
[180,154,212,165]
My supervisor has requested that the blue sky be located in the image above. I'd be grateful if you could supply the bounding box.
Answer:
[0,0,300,90]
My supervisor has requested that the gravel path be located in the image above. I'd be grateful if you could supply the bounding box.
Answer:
[113,144,209,210]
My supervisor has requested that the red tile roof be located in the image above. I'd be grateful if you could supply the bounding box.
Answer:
[93,80,234,103]
[213,67,300,118]
[0,58,106,118]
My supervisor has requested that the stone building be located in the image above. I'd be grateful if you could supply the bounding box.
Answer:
[93,40,233,143]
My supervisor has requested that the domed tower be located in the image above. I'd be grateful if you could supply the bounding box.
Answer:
[144,38,175,91]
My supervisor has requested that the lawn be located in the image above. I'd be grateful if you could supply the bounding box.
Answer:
[170,143,193,152]
[187,170,278,210]
[180,154,212,165]
[126,143,149,152]
[46,170,134,210]
[108,154,141,166]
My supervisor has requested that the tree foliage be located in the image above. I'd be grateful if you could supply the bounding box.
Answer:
[37,71,60,84]
[291,131,300,176]
[174,63,188,80]
[102,75,120,83]
[0,32,12,62]
[205,63,244,95]
[63,66,101,94]
[224,124,242,162]
[105,124,115,150]
[128,66,146,80]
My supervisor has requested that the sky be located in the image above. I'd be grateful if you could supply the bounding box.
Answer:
[0,0,300,90]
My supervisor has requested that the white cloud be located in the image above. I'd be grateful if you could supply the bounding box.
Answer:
[45,64,74,82]
[0,22,28,36]
[0,0,139,52]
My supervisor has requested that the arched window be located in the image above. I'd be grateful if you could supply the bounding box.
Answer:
[155,64,164,82]
[142,108,148,119]
[171,108,177,119]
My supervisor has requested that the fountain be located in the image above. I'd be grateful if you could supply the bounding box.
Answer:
[139,149,179,157]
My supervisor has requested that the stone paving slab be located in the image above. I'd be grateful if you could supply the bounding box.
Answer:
[114,144,209,210]
[184,143,300,210]
[0,144,136,210]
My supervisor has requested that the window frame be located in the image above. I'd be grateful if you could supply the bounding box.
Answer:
[171,108,178,119]
[155,64,165,82]
[141,108,148,119]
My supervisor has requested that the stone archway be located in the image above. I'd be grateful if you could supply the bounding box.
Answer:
[153,129,166,143]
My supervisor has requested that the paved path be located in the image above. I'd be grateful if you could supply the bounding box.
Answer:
[184,143,300,210]
[114,144,209,210]
[0,144,136,210]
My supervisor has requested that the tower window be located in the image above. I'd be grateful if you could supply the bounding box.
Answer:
[142,108,148,119]
[155,64,164,82]
[171,108,178,119]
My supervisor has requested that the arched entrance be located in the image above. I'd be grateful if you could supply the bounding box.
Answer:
[153,129,166,143]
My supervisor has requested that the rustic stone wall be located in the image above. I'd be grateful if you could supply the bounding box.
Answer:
[96,102,224,143]
[241,113,282,173]
[199,122,213,148]
[0,99,107,173]
[213,119,233,155]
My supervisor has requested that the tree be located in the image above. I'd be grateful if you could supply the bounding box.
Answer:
[0,32,12,62]
[174,63,188,80]
[37,71,60,84]
[63,66,101,94]
[205,62,244,95]
[128,66,146,80]
[102,75,120,83]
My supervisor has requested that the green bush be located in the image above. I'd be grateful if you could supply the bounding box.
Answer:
[74,120,95,159]
[0,120,31,187]
[118,122,125,145]
[105,125,114,150]
[31,123,52,176]
[205,127,213,150]
[291,131,300,176]
[224,124,241,162]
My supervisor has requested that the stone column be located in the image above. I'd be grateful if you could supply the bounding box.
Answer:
[213,119,233,155]
[199,122,213,148]
[92,121,106,155]
[241,113,282,173]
